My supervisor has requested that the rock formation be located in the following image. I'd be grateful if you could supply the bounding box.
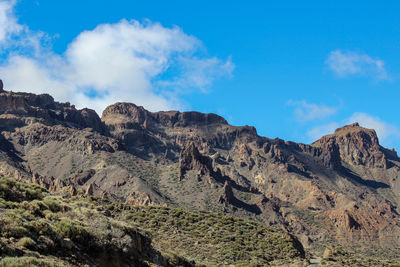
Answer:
[179,142,213,181]
[219,181,235,205]
[313,123,389,169]
[0,89,399,258]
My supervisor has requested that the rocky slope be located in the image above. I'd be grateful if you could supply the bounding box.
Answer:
[0,176,169,267]
[0,176,306,266]
[0,84,399,260]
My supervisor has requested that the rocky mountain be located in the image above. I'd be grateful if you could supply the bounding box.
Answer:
[0,83,399,262]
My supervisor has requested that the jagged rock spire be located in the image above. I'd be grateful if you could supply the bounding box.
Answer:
[0,79,3,92]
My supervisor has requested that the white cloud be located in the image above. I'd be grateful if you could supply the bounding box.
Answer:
[346,112,400,142]
[0,1,234,114]
[288,100,337,122]
[325,50,387,80]
[307,122,340,141]
[158,56,234,92]
[0,0,21,44]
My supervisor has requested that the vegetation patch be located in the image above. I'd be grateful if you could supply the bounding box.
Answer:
[124,206,305,266]
[320,245,400,267]
[0,176,165,266]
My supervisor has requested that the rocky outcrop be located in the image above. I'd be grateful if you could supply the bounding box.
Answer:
[85,183,94,195]
[31,172,58,192]
[125,191,153,206]
[178,142,213,181]
[0,91,104,132]
[0,79,3,92]
[6,124,121,153]
[313,123,392,169]
[219,181,235,205]
[74,169,96,185]
[102,102,228,131]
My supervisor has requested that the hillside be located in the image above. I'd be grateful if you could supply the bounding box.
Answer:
[0,86,400,262]
[0,176,306,266]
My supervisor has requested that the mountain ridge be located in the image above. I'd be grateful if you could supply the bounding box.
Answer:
[0,84,400,260]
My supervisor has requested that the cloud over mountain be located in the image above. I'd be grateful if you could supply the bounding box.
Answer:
[0,0,233,114]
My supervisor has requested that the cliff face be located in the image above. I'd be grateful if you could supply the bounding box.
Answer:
[0,90,104,132]
[313,123,389,169]
[0,88,400,257]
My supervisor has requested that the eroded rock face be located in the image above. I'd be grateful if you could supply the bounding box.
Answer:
[102,102,228,130]
[0,91,104,132]
[179,142,213,181]
[313,123,390,169]
[326,199,399,244]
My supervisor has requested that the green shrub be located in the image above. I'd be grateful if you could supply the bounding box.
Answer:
[125,206,305,265]
[0,256,64,267]
[0,177,47,202]
[55,219,93,246]
[43,197,66,213]
[164,252,196,267]
[0,212,29,238]
[0,198,18,209]
[19,200,48,217]
[28,219,56,237]
[17,237,36,249]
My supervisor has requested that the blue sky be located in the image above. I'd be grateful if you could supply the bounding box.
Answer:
[1,1,400,150]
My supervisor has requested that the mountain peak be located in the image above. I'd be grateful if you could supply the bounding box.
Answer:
[313,123,389,169]
[334,122,360,133]
[314,122,379,146]
[333,122,377,138]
